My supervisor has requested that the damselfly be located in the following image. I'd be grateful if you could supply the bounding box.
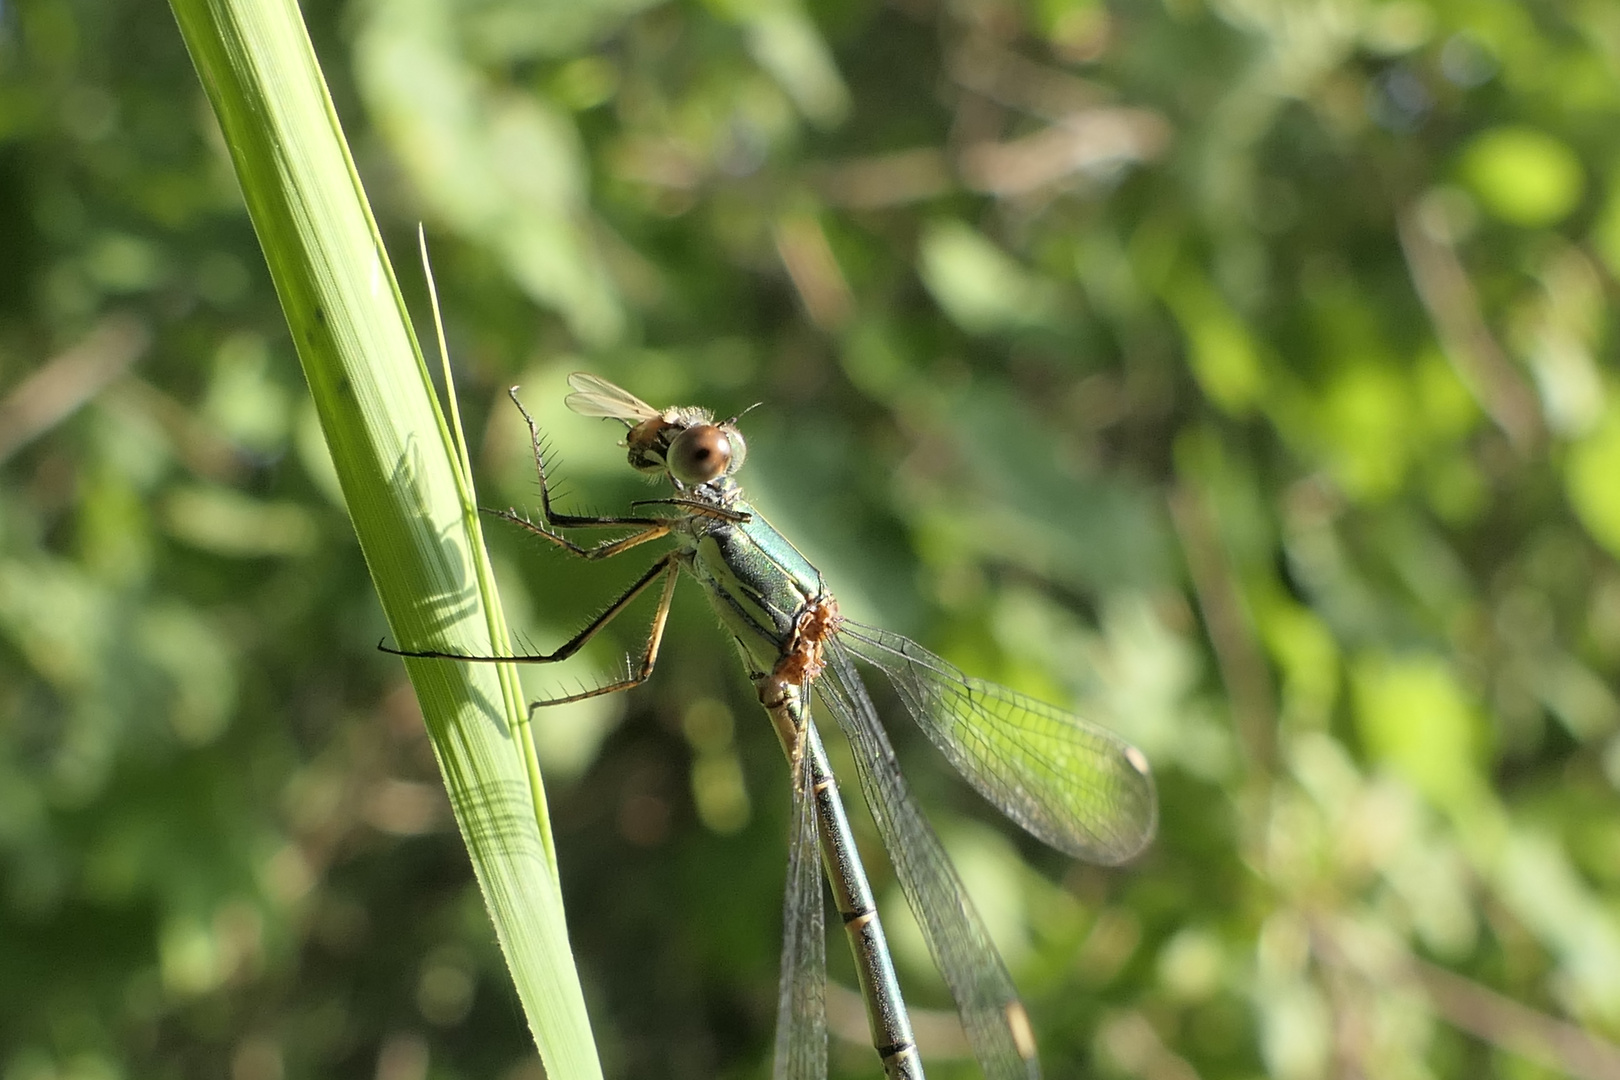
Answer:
[384,374,1157,1079]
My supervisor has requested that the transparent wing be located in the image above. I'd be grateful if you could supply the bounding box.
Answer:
[839,622,1157,865]
[772,739,827,1080]
[564,372,661,422]
[818,642,1040,1080]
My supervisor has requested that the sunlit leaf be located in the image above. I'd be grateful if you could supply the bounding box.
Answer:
[1459,126,1584,227]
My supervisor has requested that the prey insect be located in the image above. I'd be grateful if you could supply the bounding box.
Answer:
[383,374,1157,1079]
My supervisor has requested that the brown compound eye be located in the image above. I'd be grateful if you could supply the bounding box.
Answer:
[666,424,732,484]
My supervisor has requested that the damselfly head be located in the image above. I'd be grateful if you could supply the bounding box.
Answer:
[565,372,748,488]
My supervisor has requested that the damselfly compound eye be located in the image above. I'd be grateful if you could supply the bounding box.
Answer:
[667,424,732,484]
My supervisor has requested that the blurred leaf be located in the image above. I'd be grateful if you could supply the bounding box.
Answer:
[0,556,109,691]
[1258,596,1340,730]
[1164,269,1267,414]
[1321,362,1412,500]
[1494,830,1620,1018]
[1352,653,1486,814]
[354,0,623,344]
[1567,401,1620,559]
[1459,126,1585,227]
[161,486,320,558]
[459,0,663,62]
[203,332,290,453]
[134,601,237,745]
[919,220,1063,334]
[1593,172,1620,279]
[736,3,850,128]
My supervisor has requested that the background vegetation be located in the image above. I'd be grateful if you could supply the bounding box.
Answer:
[4,0,1620,1079]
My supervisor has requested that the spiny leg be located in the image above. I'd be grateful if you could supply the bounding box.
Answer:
[384,393,688,707]
[523,552,681,709]
[486,507,672,561]
[496,387,670,560]
[381,553,678,671]
[630,498,751,524]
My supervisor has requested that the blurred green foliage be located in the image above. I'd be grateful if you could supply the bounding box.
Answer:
[4,0,1620,1078]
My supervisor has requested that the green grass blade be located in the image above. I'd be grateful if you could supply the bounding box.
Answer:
[417,227,560,871]
[168,1,602,1075]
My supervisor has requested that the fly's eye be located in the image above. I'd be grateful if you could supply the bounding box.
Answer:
[667,424,732,484]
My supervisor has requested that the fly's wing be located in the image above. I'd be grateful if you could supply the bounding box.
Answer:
[772,731,827,1080]
[838,621,1157,864]
[818,642,1040,1080]
[564,372,662,422]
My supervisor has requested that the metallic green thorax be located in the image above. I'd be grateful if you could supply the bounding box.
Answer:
[673,477,828,677]
[673,476,922,1079]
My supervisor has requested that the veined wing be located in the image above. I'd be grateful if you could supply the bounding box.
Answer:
[772,738,827,1080]
[838,622,1157,865]
[565,372,661,422]
[818,642,1040,1080]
